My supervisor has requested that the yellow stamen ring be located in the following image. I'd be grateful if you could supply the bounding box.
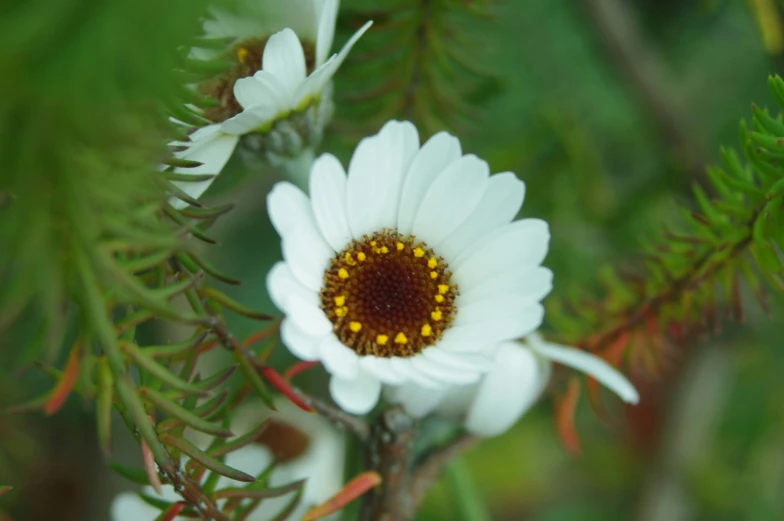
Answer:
[320,230,458,358]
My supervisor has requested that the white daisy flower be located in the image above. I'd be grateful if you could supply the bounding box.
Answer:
[169,4,372,209]
[388,333,640,437]
[266,120,552,414]
[110,398,345,521]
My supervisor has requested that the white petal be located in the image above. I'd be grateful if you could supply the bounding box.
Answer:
[434,384,479,420]
[220,105,276,135]
[267,182,312,237]
[345,120,419,238]
[267,183,333,291]
[464,343,551,437]
[441,303,544,349]
[410,354,482,385]
[396,132,462,234]
[461,266,553,302]
[223,444,273,481]
[266,262,319,313]
[316,0,339,67]
[421,347,496,373]
[329,370,381,414]
[529,336,639,404]
[111,491,168,521]
[438,172,525,259]
[263,28,307,94]
[386,383,446,418]
[360,356,407,385]
[389,357,439,388]
[233,77,280,111]
[309,153,352,251]
[281,233,332,292]
[452,219,550,287]
[252,70,294,112]
[170,126,239,209]
[280,318,323,361]
[319,335,359,380]
[410,155,489,246]
[286,294,333,337]
[455,295,542,326]
[295,21,373,105]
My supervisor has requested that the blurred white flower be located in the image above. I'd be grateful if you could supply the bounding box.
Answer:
[387,333,639,437]
[267,120,552,415]
[110,398,345,521]
[193,0,339,67]
[169,0,371,208]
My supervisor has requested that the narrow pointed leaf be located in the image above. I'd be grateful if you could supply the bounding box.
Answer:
[181,252,242,285]
[140,493,173,510]
[45,343,81,415]
[162,157,204,169]
[141,331,208,359]
[142,437,164,495]
[158,391,229,433]
[233,350,275,409]
[149,272,205,301]
[180,203,235,220]
[260,365,313,413]
[268,489,304,521]
[97,359,114,455]
[194,365,238,392]
[123,342,207,396]
[201,287,274,320]
[115,376,172,471]
[301,472,382,521]
[163,206,217,244]
[155,501,187,521]
[116,250,175,273]
[159,434,255,482]
[140,387,232,437]
[216,479,305,499]
[555,377,581,455]
[163,171,215,183]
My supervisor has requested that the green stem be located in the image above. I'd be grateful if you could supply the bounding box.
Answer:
[445,459,490,521]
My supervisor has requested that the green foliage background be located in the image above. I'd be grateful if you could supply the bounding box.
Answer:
[3,0,784,520]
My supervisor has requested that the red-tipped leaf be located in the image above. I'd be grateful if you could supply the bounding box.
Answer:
[45,344,81,415]
[259,366,313,413]
[555,377,582,455]
[301,471,382,521]
[284,361,319,380]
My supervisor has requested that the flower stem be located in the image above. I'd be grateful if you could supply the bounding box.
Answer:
[360,406,418,521]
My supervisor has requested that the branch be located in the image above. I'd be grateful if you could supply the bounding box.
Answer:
[359,406,418,521]
[577,214,757,354]
[161,466,228,521]
[401,0,431,120]
[409,433,479,511]
[580,0,708,180]
[208,316,371,441]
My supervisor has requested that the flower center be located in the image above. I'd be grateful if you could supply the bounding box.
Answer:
[254,420,310,463]
[200,37,317,123]
[320,231,458,358]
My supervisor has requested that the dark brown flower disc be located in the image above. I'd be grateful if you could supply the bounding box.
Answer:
[320,230,458,358]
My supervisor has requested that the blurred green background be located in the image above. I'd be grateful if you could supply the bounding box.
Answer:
[3,0,784,520]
